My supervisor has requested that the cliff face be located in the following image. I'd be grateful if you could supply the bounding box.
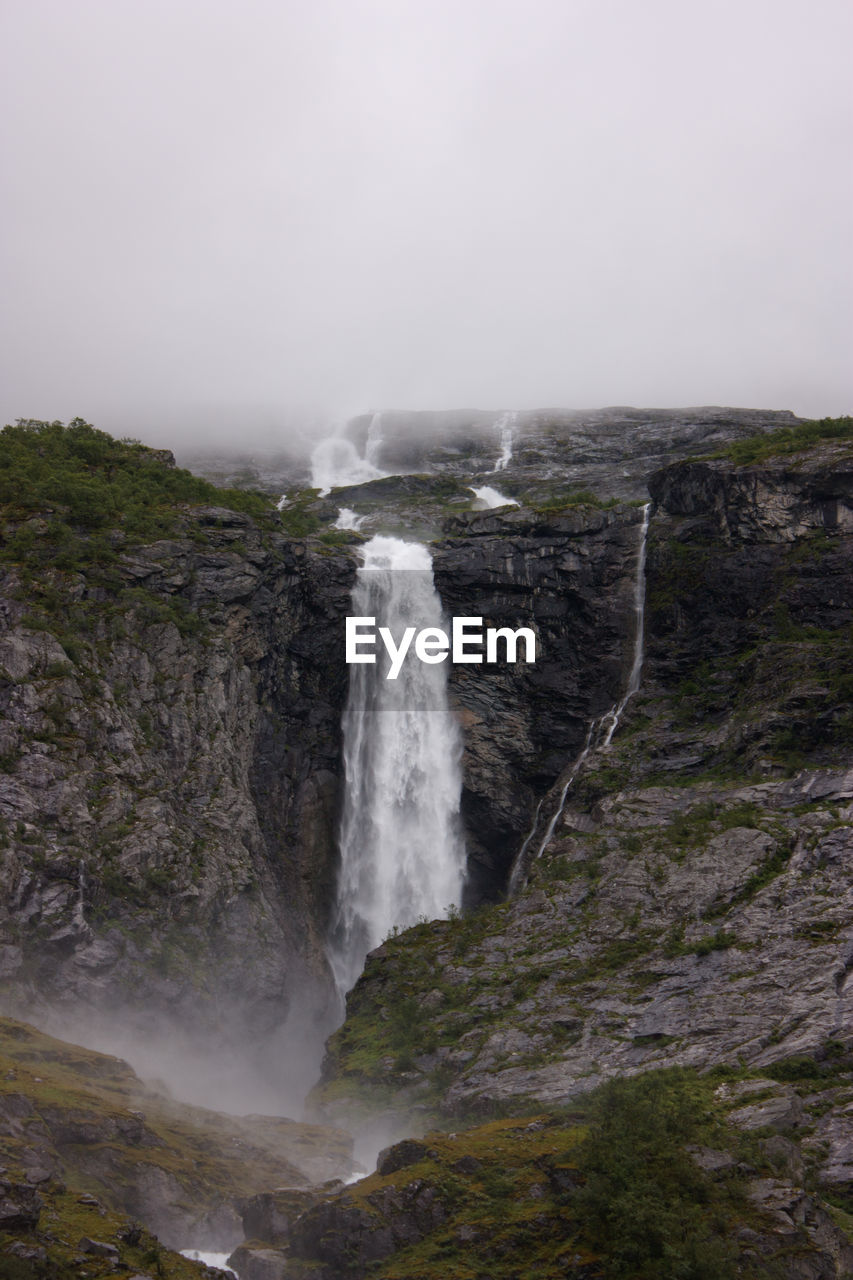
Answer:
[0,503,355,1108]
[434,504,649,900]
[313,442,853,1245]
[340,405,804,501]
[0,493,654,1090]
[3,412,852,1278]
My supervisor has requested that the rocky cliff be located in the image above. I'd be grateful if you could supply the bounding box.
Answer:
[2,412,852,1279]
[299,430,853,1279]
[316,436,853,1116]
[0,426,358,1110]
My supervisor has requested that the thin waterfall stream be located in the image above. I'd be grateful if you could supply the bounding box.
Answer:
[509,503,651,892]
[329,535,467,999]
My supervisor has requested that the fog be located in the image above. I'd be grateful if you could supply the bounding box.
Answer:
[1,0,851,449]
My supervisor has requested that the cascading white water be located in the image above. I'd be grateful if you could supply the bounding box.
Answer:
[469,485,519,510]
[364,411,384,466]
[508,503,651,891]
[329,535,467,997]
[492,410,517,472]
[334,507,366,531]
[598,501,651,746]
[309,415,385,496]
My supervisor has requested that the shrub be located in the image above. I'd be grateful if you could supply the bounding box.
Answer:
[575,1070,740,1278]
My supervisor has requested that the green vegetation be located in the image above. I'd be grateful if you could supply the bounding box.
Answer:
[0,1016,351,1275]
[0,417,272,541]
[305,1070,811,1279]
[709,414,853,465]
[526,487,621,514]
[276,486,325,535]
[0,418,283,651]
[574,1070,743,1278]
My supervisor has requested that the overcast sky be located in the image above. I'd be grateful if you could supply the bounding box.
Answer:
[1,0,851,449]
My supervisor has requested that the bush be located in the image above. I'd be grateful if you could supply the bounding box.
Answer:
[0,417,273,554]
[713,415,853,466]
[575,1070,741,1279]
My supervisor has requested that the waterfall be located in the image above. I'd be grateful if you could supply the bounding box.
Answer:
[598,501,651,746]
[334,507,366,531]
[469,485,519,510]
[508,503,651,891]
[329,535,467,997]
[308,416,385,496]
[364,411,384,466]
[492,410,517,472]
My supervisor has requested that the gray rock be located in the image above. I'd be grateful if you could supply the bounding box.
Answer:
[78,1235,120,1262]
[375,1139,429,1176]
[227,1245,289,1280]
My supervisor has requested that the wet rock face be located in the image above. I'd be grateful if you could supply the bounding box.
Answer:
[644,447,853,774]
[0,508,356,1087]
[181,405,801,504]
[314,445,853,1170]
[0,1177,41,1231]
[433,504,650,899]
[342,405,800,499]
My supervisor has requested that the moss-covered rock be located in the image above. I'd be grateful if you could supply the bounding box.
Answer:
[0,1015,353,1260]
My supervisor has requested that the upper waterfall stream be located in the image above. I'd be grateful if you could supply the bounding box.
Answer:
[329,535,467,998]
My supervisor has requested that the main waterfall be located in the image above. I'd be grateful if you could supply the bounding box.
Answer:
[329,536,467,998]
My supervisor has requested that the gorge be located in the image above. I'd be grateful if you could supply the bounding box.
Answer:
[0,407,851,1279]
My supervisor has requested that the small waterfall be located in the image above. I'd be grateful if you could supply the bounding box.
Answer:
[329,535,467,998]
[598,501,651,746]
[469,485,519,510]
[308,418,385,497]
[508,503,651,891]
[72,858,87,928]
[334,507,366,531]
[492,410,517,472]
[364,411,384,467]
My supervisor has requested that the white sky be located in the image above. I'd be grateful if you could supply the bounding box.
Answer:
[1,0,851,447]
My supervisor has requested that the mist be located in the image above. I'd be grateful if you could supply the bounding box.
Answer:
[1,0,850,448]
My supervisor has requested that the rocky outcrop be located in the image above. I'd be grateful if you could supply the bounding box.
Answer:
[0,1015,352,1260]
[313,444,853,1166]
[434,503,651,898]
[234,1095,853,1280]
[0,505,356,1105]
[341,405,803,501]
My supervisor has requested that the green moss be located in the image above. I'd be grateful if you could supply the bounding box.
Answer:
[526,488,620,514]
[0,417,273,546]
[276,487,324,535]
[303,1070,810,1280]
[0,1015,350,1220]
[707,415,853,465]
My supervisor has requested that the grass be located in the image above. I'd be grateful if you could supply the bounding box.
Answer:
[0,418,285,655]
[707,414,853,465]
[296,1069,815,1279]
[0,417,273,546]
[0,1015,351,1213]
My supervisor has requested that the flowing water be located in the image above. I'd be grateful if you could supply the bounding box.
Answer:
[309,414,385,496]
[491,410,517,471]
[469,485,519,509]
[329,535,467,998]
[334,507,366,530]
[181,1250,236,1275]
[508,503,651,891]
